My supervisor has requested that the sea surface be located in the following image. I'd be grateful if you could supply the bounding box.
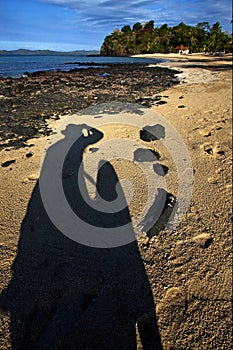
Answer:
[0,55,165,78]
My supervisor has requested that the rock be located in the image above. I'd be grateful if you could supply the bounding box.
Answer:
[153,163,169,176]
[134,148,160,162]
[192,233,213,248]
[1,159,15,167]
[155,100,167,105]
[140,124,165,142]
[199,129,211,137]
[26,152,33,158]
[178,105,185,108]
[27,173,39,181]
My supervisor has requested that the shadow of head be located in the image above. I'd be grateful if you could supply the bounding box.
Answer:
[61,123,104,146]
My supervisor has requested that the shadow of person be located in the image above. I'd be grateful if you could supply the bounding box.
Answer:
[0,124,163,350]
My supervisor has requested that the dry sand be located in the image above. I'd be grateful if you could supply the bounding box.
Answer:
[0,55,232,349]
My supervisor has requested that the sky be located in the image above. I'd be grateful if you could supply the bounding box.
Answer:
[0,0,232,51]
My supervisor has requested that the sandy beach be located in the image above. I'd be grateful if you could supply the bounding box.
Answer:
[0,55,232,349]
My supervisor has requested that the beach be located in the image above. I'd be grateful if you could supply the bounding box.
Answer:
[0,55,232,349]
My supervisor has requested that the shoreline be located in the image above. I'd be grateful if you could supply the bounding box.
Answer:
[0,56,232,349]
[0,63,180,150]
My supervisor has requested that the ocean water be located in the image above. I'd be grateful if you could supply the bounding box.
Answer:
[0,55,165,78]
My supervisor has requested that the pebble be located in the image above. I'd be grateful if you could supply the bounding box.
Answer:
[26,152,33,158]
[192,233,213,248]
[1,159,16,167]
[25,173,39,181]
[199,129,211,137]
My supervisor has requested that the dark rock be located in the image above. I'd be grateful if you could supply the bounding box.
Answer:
[1,159,15,167]
[26,152,33,158]
[140,124,165,142]
[153,164,169,176]
[134,148,160,162]
[155,100,167,105]
[0,64,179,150]
[147,191,176,238]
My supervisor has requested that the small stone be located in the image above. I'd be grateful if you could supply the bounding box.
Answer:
[155,100,167,105]
[27,173,39,181]
[1,159,15,167]
[26,152,33,158]
[192,233,213,248]
[199,129,211,137]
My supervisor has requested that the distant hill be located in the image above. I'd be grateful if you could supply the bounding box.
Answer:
[0,49,100,56]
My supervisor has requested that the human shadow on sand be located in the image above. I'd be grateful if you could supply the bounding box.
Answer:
[1,124,164,350]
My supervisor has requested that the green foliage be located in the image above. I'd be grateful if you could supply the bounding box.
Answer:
[144,20,154,29]
[121,25,131,34]
[133,22,142,31]
[100,20,233,56]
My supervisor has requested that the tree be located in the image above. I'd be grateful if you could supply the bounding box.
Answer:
[144,20,154,30]
[133,22,142,31]
[121,25,131,34]
[209,21,223,51]
[158,24,173,52]
[100,20,231,56]
[196,22,210,33]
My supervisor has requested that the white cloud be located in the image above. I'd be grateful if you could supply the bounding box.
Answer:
[37,0,232,31]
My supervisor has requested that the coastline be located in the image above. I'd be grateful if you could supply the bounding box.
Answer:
[0,56,232,349]
[133,52,233,84]
[0,63,180,149]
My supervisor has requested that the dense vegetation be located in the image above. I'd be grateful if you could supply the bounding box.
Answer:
[100,21,232,56]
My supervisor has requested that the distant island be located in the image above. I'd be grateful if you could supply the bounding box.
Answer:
[0,49,100,56]
[100,20,233,56]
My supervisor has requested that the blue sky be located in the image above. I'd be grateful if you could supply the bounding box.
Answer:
[0,0,232,51]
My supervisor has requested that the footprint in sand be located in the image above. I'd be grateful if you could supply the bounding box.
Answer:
[200,142,225,159]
